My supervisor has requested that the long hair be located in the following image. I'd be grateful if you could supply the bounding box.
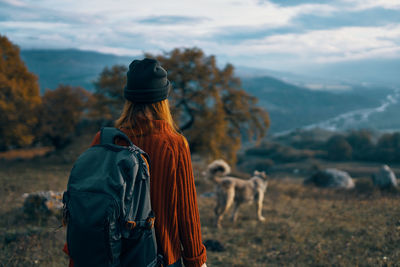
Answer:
[115,99,179,139]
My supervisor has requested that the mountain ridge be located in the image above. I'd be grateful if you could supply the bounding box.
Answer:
[19,49,399,133]
[21,49,134,91]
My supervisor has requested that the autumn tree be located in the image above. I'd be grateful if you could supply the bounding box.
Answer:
[37,85,89,149]
[148,48,270,162]
[93,48,270,162]
[89,65,127,122]
[0,35,41,150]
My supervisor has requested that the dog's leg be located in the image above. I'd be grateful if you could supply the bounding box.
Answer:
[214,196,222,227]
[214,193,226,228]
[214,202,221,217]
[214,189,227,228]
[256,192,266,222]
[215,190,234,228]
[230,202,241,223]
[214,197,223,223]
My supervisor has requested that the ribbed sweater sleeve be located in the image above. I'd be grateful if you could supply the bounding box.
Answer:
[175,138,207,267]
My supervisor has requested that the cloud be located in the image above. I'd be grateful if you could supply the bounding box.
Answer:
[0,21,70,30]
[139,16,207,25]
[1,0,399,72]
[341,0,400,10]
[0,0,26,7]
[265,0,400,10]
[78,45,142,56]
[218,24,400,66]
[0,1,103,26]
[293,8,400,29]
[7,0,337,31]
[265,0,333,6]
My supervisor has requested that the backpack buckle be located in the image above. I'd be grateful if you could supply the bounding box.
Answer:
[128,146,137,153]
[126,220,136,230]
[146,217,155,229]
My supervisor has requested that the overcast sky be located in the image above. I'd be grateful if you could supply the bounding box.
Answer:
[1,0,399,72]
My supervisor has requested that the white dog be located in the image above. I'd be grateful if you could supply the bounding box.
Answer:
[203,159,268,228]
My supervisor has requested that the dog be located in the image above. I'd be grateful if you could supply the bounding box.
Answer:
[202,159,268,228]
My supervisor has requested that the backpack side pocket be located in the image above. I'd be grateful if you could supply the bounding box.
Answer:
[66,191,121,267]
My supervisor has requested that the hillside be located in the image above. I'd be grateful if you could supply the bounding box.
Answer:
[241,76,393,132]
[20,49,133,92]
[20,49,398,133]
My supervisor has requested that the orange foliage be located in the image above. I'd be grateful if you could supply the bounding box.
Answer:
[0,35,41,150]
[37,85,90,149]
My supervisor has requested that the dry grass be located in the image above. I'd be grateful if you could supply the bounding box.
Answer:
[0,160,70,267]
[0,147,53,160]
[1,159,400,266]
[198,178,400,266]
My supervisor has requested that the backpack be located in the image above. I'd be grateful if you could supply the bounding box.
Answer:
[63,127,162,267]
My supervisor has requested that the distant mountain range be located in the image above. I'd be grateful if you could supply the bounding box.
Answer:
[21,49,133,91]
[242,76,399,133]
[20,49,400,133]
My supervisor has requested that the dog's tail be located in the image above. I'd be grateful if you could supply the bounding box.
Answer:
[203,159,231,183]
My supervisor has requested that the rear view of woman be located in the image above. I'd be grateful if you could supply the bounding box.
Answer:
[84,58,207,267]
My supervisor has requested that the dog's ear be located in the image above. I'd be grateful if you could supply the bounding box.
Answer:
[254,170,268,179]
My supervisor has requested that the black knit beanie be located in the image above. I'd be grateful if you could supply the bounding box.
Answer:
[123,58,171,103]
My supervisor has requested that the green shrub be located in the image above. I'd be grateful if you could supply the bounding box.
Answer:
[325,135,352,161]
[346,130,375,161]
[376,133,400,162]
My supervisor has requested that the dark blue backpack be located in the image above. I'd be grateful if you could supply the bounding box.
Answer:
[63,127,162,267]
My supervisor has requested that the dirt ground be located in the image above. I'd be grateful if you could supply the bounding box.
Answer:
[1,158,399,266]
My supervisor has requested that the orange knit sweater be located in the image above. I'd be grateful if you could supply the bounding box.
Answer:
[65,120,207,267]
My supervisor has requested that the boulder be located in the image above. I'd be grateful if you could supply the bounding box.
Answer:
[22,191,63,220]
[372,165,398,188]
[305,168,355,189]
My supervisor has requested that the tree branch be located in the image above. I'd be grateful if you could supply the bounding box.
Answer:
[179,100,195,131]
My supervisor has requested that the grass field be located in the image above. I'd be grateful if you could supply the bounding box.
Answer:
[1,157,400,266]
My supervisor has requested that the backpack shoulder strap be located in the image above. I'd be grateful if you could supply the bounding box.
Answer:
[100,127,133,146]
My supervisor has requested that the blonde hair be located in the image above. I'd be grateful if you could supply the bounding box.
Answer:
[115,99,179,139]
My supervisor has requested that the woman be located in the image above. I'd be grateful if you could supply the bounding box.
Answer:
[65,58,207,267]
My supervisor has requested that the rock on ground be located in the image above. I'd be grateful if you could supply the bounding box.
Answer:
[304,168,355,189]
[22,191,63,219]
[372,165,398,188]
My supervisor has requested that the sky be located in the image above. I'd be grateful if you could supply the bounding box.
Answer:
[1,0,400,74]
